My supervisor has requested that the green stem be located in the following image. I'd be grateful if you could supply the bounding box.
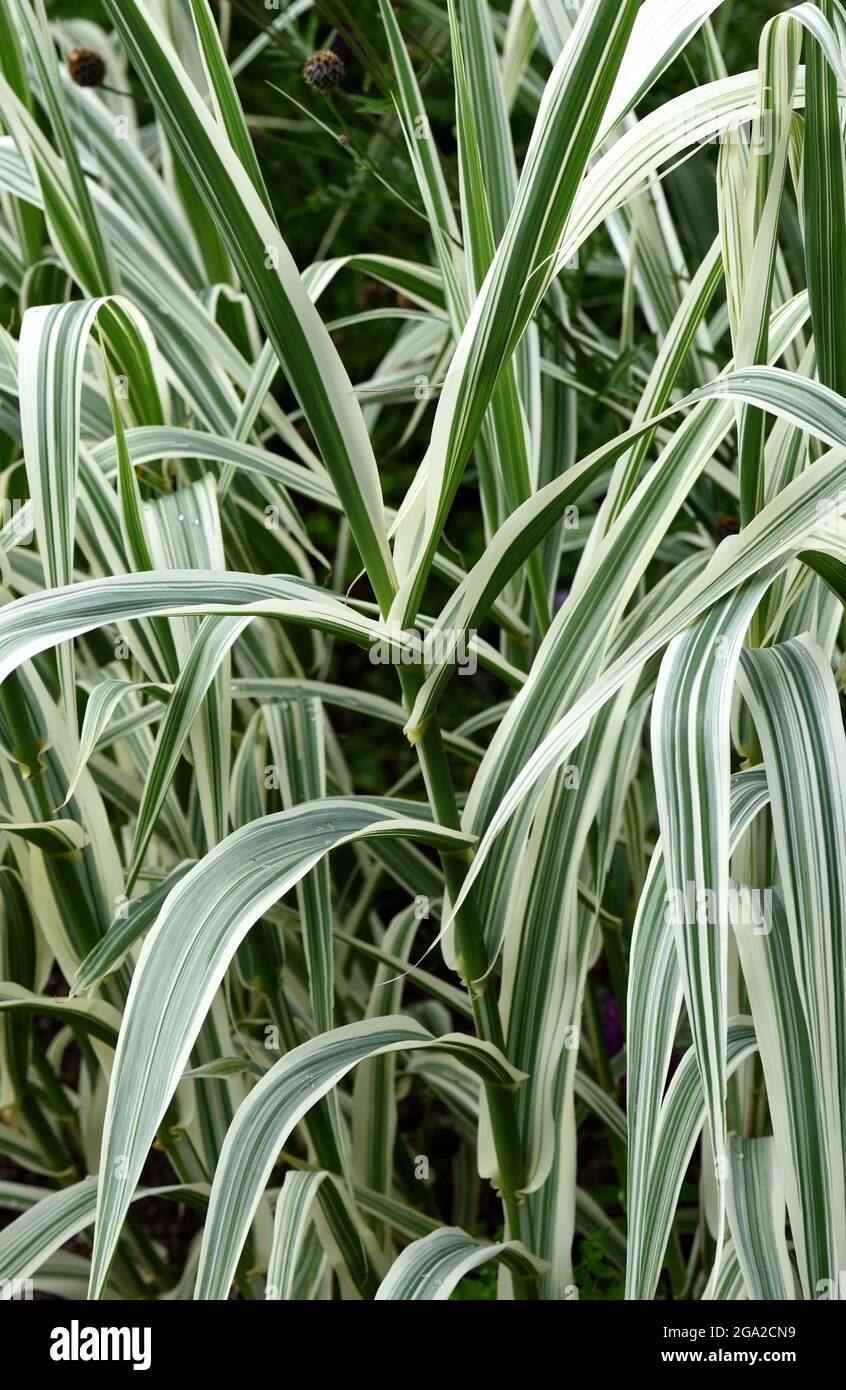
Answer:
[0,671,52,812]
[124,1210,175,1290]
[666,1230,687,1298]
[395,668,532,1289]
[251,929,343,1174]
[19,1092,69,1173]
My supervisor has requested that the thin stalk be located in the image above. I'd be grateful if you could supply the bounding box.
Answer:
[124,1210,175,1290]
[18,1092,70,1173]
[665,1229,688,1298]
[395,665,532,1290]
[251,930,344,1175]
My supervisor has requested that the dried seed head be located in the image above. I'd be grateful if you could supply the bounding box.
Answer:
[357,278,391,310]
[303,49,345,93]
[67,46,107,88]
[714,514,740,541]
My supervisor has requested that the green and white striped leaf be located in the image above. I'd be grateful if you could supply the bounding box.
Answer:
[374,1226,545,1301]
[88,804,475,1298]
[726,1135,795,1300]
[193,1017,525,1300]
[738,635,846,1276]
[101,0,397,614]
[0,1177,208,1292]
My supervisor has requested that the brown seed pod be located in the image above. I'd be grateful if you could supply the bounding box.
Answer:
[357,279,391,310]
[303,49,345,93]
[67,46,107,89]
[713,514,740,541]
